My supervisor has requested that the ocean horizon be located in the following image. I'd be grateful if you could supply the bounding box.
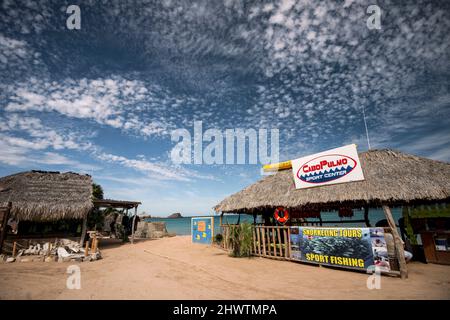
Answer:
[146,208,403,236]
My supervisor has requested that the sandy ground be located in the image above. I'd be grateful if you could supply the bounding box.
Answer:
[0,235,449,300]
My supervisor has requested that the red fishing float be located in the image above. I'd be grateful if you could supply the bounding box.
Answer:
[274,207,289,225]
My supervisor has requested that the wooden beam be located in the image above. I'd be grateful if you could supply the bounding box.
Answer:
[131,206,138,244]
[272,227,277,257]
[261,227,266,256]
[79,212,88,246]
[12,241,17,258]
[283,228,288,258]
[382,205,408,279]
[252,228,257,255]
[287,227,291,258]
[0,202,11,254]
[256,226,261,256]
[364,206,371,227]
[277,227,283,256]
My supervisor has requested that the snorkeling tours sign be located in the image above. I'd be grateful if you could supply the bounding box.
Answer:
[290,227,391,272]
[191,217,214,244]
[291,144,364,189]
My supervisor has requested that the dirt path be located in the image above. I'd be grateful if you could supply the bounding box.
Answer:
[1,236,449,299]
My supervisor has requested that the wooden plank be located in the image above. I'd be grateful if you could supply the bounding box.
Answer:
[287,227,291,258]
[0,202,11,254]
[383,205,408,279]
[271,227,277,257]
[252,228,257,255]
[131,206,137,244]
[421,232,437,263]
[283,228,288,258]
[277,228,283,256]
[256,227,261,256]
[364,206,371,227]
[261,227,266,256]
[266,228,271,256]
[12,241,17,257]
[79,212,88,246]
[224,226,228,250]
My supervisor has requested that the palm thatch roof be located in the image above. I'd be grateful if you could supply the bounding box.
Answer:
[214,149,450,213]
[0,170,93,221]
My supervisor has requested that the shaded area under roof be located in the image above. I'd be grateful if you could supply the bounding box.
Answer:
[214,149,450,213]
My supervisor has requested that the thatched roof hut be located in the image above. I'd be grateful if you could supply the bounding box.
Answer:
[214,149,450,213]
[0,170,93,221]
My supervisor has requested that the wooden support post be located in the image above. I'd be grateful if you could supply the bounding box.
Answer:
[272,227,277,257]
[261,227,266,256]
[277,228,282,256]
[224,226,228,250]
[364,206,371,227]
[12,241,17,258]
[131,206,137,244]
[79,212,88,246]
[0,202,11,254]
[256,227,261,256]
[84,241,89,257]
[283,228,288,258]
[252,228,257,255]
[287,227,291,258]
[383,205,408,279]
[266,228,271,256]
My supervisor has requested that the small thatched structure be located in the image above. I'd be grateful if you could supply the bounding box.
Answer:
[0,170,93,222]
[215,149,450,213]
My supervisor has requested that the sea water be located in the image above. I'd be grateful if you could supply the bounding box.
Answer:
[146,208,402,236]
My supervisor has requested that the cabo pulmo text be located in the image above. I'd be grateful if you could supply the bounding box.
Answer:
[170,121,279,165]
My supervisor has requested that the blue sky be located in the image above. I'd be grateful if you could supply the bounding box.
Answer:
[1,0,449,216]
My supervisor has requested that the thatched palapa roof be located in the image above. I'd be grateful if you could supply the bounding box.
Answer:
[214,149,450,213]
[0,170,93,221]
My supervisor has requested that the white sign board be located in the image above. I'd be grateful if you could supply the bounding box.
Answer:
[291,144,365,189]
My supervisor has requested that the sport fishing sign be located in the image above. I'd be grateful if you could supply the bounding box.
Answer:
[291,144,364,189]
[290,227,391,272]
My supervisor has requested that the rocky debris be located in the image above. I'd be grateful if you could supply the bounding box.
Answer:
[134,221,170,239]
[2,238,101,263]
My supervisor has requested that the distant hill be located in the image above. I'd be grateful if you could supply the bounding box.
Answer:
[167,212,183,219]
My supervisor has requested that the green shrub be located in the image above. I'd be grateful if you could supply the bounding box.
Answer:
[215,233,223,244]
[228,222,253,257]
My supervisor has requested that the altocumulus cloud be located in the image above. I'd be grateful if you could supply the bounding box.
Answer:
[0,0,449,214]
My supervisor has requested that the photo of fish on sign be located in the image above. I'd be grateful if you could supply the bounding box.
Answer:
[290,227,391,272]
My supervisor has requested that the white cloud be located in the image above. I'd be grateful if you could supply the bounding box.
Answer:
[96,152,217,182]
[4,76,204,138]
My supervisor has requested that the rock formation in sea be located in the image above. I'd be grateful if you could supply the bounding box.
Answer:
[167,212,183,219]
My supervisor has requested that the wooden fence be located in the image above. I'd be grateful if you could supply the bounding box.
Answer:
[220,224,401,275]
[221,224,290,259]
